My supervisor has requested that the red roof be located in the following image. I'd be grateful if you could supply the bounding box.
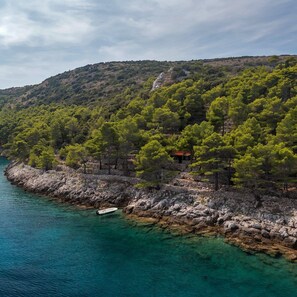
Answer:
[171,151,191,157]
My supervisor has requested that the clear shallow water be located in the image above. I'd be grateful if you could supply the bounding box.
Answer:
[0,158,296,297]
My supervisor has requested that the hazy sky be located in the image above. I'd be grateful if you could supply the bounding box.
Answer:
[0,0,296,89]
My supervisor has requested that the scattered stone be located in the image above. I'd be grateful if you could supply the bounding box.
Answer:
[5,162,297,262]
[251,223,262,230]
[283,237,297,249]
[224,221,239,232]
[261,230,270,239]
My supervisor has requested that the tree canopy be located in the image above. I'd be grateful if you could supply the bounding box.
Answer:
[0,57,296,191]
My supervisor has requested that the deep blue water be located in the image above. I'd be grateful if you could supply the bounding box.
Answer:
[0,158,296,296]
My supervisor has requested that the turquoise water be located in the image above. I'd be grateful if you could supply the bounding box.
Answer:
[0,158,296,296]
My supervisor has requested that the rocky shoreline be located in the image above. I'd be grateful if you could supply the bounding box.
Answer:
[5,162,297,262]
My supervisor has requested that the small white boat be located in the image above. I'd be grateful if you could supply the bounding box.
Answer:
[96,207,118,215]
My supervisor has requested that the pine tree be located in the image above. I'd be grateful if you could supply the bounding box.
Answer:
[135,140,173,186]
[192,133,236,190]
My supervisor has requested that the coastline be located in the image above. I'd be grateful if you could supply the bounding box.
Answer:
[5,161,297,262]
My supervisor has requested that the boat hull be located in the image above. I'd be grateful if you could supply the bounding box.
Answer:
[96,207,118,215]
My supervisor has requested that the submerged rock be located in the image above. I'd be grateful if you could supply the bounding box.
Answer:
[5,162,297,261]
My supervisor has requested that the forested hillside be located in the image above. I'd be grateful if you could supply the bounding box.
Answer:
[0,55,296,192]
[0,56,291,111]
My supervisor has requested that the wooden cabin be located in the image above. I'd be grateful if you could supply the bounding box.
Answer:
[171,151,191,164]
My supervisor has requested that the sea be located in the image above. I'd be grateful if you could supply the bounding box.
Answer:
[0,157,296,297]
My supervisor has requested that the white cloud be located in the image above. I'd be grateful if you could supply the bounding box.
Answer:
[0,13,34,46]
[0,0,296,88]
[0,0,94,47]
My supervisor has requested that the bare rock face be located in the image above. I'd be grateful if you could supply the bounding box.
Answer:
[151,67,190,91]
[5,162,297,261]
[5,162,139,208]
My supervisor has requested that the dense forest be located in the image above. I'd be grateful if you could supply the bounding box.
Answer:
[0,56,296,193]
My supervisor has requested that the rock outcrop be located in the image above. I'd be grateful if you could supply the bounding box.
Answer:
[5,162,297,261]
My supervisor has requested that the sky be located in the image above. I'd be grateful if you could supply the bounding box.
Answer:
[0,0,296,89]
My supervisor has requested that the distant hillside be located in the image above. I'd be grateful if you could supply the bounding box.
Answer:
[0,55,295,113]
